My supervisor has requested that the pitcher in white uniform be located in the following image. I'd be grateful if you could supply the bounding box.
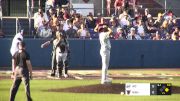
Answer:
[95,24,112,84]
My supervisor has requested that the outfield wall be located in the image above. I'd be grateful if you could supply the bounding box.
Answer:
[0,39,180,69]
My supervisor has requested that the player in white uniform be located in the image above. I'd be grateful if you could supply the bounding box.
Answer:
[95,24,112,84]
[10,30,24,56]
[10,30,24,76]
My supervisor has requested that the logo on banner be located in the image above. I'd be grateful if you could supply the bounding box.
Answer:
[83,0,89,3]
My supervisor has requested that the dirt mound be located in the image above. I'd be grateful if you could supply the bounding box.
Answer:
[47,83,180,94]
[48,83,125,94]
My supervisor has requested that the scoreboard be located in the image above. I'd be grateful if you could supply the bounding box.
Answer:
[152,83,171,95]
[125,83,172,96]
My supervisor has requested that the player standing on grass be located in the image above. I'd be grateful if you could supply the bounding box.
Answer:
[94,24,112,84]
[9,41,33,101]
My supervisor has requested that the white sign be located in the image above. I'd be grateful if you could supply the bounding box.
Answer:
[72,4,94,16]
[125,83,150,96]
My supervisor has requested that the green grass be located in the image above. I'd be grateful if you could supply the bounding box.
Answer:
[0,79,180,101]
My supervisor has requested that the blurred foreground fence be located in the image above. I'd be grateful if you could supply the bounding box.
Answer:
[0,39,180,69]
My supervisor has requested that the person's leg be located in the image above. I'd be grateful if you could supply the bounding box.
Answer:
[22,76,32,101]
[64,60,68,77]
[107,6,110,16]
[100,51,107,84]
[57,62,63,78]
[128,8,134,17]
[56,53,63,78]
[62,53,68,78]
[9,77,22,101]
[118,7,121,15]
[51,52,56,76]
[101,50,111,84]
[105,50,110,79]
[115,8,117,16]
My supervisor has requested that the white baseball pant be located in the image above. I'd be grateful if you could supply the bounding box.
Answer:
[100,49,110,84]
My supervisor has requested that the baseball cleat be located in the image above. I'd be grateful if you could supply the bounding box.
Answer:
[64,74,68,78]
[50,73,55,77]
[101,78,112,84]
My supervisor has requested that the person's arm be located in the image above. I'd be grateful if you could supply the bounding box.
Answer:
[26,60,33,79]
[86,30,91,38]
[154,19,158,25]
[55,18,59,26]
[12,58,16,77]
[135,34,142,40]
[107,27,113,35]
[64,39,70,52]
[133,0,136,10]
[44,13,49,22]
[41,41,51,48]
[103,25,112,35]
[114,0,117,8]
[77,29,81,37]
[94,24,99,32]
[122,0,125,7]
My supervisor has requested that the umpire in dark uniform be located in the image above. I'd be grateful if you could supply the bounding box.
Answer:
[9,41,33,101]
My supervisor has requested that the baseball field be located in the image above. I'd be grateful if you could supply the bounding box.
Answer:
[0,68,180,101]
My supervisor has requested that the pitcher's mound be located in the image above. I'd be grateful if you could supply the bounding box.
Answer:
[47,83,180,94]
[48,83,125,94]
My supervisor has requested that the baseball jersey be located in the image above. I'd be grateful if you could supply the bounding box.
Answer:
[56,39,68,53]
[13,50,30,69]
[10,33,23,56]
[99,32,111,51]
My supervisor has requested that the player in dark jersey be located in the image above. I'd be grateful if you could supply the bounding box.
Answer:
[41,31,69,78]
[9,41,33,101]
[55,33,69,78]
